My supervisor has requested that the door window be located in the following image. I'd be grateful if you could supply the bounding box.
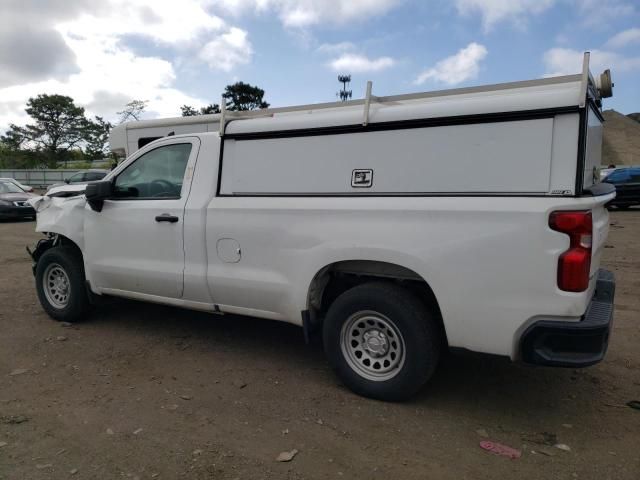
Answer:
[113,143,192,199]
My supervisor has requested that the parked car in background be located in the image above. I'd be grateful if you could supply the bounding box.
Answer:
[599,166,616,180]
[603,167,640,209]
[46,169,109,193]
[0,180,36,220]
[0,177,34,192]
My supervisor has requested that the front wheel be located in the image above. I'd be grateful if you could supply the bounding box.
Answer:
[323,282,441,401]
[35,246,91,322]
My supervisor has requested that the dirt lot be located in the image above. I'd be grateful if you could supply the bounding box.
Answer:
[1,212,639,480]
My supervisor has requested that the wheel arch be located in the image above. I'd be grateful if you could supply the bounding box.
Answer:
[305,259,447,345]
[30,234,83,265]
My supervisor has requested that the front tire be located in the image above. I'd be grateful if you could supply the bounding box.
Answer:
[323,282,441,401]
[35,247,91,322]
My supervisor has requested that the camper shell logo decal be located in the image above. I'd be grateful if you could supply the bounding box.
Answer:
[351,169,373,188]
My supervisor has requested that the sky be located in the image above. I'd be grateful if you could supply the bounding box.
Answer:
[1,0,639,132]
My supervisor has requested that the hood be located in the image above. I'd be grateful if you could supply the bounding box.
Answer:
[0,192,36,202]
[46,184,89,198]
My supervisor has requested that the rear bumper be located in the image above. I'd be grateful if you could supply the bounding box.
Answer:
[520,269,615,367]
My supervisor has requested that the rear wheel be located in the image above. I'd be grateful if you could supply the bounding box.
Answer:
[35,246,91,322]
[323,282,441,401]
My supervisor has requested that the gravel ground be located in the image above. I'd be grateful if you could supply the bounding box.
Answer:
[0,211,639,479]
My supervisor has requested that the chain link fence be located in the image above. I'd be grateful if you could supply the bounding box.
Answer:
[0,169,81,188]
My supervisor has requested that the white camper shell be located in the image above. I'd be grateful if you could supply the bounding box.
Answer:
[110,54,610,197]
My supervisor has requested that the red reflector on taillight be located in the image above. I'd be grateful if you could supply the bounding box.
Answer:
[549,211,592,292]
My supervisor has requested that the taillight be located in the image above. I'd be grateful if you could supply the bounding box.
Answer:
[549,211,592,292]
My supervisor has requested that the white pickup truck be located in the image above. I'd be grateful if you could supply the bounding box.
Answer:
[29,54,616,400]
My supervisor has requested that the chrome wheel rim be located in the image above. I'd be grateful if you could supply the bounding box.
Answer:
[43,263,70,309]
[340,311,406,381]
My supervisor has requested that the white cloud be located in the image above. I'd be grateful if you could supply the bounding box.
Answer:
[0,0,254,130]
[414,43,488,86]
[0,32,203,129]
[454,0,555,31]
[199,28,253,71]
[58,1,226,45]
[317,42,357,54]
[218,0,403,28]
[543,48,640,76]
[577,0,635,27]
[605,28,640,48]
[328,54,395,73]
[453,0,633,31]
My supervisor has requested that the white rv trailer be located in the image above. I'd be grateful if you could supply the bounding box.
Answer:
[109,114,221,157]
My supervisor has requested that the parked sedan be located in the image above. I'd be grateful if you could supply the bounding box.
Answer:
[0,177,34,192]
[46,169,109,193]
[0,180,37,220]
[603,167,640,209]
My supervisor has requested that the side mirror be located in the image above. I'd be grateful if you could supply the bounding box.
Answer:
[64,179,70,184]
[85,180,113,212]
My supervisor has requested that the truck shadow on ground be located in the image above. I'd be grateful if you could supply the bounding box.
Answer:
[84,297,586,420]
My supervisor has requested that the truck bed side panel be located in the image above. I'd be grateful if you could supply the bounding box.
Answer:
[201,193,613,359]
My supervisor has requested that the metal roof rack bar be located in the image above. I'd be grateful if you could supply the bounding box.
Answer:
[362,81,381,127]
[579,52,590,108]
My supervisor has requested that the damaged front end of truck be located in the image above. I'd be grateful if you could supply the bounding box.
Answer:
[26,193,87,274]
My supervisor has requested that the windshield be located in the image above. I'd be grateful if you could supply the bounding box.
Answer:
[605,168,640,184]
[0,181,25,193]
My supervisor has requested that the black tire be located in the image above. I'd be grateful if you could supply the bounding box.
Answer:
[35,246,91,322]
[323,282,441,401]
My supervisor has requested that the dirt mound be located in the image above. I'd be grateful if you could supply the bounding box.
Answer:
[627,112,640,123]
[603,110,640,165]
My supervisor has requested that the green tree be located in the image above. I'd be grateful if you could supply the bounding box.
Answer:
[180,103,221,117]
[1,94,88,168]
[180,105,198,117]
[85,116,113,160]
[117,99,147,123]
[0,129,25,150]
[222,82,270,111]
[201,104,221,114]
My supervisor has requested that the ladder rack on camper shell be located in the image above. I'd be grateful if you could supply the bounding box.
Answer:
[109,52,610,157]
[216,52,612,137]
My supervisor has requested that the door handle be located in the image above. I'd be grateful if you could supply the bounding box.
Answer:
[155,214,179,223]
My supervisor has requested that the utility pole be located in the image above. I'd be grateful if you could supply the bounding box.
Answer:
[337,75,352,102]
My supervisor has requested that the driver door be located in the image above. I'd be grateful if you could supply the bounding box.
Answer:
[84,138,200,299]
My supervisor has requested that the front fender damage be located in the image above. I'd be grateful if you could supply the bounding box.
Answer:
[28,195,86,248]
[26,195,87,273]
